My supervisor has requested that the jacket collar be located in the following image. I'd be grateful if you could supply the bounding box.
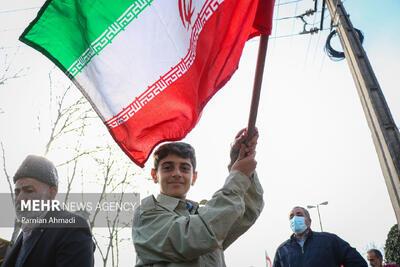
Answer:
[156,194,198,213]
[4,210,66,266]
[4,226,45,266]
[290,229,313,242]
[3,234,23,266]
[156,194,181,211]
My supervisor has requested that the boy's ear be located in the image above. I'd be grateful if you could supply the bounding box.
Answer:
[191,171,198,186]
[151,169,158,184]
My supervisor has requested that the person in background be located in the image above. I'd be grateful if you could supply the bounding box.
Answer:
[3,155,94,267]
[367,249,384,267]
[273,206,367,267]
[367,249,399,267]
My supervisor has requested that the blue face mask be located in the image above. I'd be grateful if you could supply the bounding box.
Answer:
[290,216,307,234]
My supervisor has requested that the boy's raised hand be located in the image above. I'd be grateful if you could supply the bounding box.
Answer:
[229,128,259,177]
[231,144,257,178]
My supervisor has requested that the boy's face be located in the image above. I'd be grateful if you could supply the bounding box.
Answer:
[152,154,197,200]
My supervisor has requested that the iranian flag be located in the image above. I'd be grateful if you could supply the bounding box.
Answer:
[265,250,273,267]
[20,0,275,167]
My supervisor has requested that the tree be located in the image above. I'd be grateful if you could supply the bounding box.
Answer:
[1,70,101,256]
[88,143,143,267]
[1,69,152,266]
[384,224,400,265]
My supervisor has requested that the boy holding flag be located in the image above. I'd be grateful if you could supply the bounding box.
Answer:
[132,128,263,266]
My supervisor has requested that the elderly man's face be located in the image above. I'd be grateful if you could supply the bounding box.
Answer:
[367,252,383,267]
[289,207,312,228]
[14,177,57,220]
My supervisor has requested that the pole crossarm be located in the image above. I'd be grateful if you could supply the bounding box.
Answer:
[326,0,400,225]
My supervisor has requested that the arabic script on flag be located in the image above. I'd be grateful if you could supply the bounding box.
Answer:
[20,0,275,167]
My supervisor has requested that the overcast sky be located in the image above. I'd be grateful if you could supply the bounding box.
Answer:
[1,0,399,266]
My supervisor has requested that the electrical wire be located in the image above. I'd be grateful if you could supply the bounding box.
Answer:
[271,0,282,51]
[312,24,323,63]
[303,2,319,66]
[0,6,40,14]
[266,27,331,40]
[275,0,303,6]
[274,10,322,22]
[289,0,300,46]
[0,46,22,50]
[325,28,364,61]
[270,33,303,39]
[0,27,24,32]
[312,0,328,62]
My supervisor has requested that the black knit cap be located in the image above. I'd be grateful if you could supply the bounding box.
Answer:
[13,155,58,187]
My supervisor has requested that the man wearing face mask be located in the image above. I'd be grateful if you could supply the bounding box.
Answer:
[272,206,367,267]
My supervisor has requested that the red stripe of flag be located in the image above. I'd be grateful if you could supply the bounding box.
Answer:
[111,0,275,167]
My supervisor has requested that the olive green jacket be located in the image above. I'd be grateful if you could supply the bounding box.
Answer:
[132,170,264,267]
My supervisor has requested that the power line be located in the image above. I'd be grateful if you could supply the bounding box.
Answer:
[318,46,327,75]
[267,28,330,40]
[312,13,330,27]
[289,0,300,46]
[0,27,24,33]
[312,22,323,63]
[311,0,328,62]
[272,0,282,50]
[0,6,40,14]
[304,6,319,67]
[274,9,322,22]
[275,0,303,6]
[274,15,298,21]
[291,1,300,28]
[325,28,364,61]
[270,33,303,39]
[0,46,22,50]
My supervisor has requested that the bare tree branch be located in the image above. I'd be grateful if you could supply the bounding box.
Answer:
[1,142,22,258]
[44,86,69,155]
[1,142,13,203]
[64,159,78,203]
[0,46,28,86]
[56,149,102,168]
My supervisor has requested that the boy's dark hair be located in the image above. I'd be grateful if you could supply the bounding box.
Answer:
[153,142,196,172]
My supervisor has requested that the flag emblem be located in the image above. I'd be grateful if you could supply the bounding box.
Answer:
[179,0,194,29]
[20,0,275,167]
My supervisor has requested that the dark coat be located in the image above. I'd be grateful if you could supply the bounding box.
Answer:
[273,230,367,267]
[3,210,94,267]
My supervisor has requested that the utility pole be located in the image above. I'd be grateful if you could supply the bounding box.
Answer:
[325,0,400,226]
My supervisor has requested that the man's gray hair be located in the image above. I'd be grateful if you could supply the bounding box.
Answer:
[292,206,310,218]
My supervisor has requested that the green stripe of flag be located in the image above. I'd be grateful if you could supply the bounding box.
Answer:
[20,0,152,76]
